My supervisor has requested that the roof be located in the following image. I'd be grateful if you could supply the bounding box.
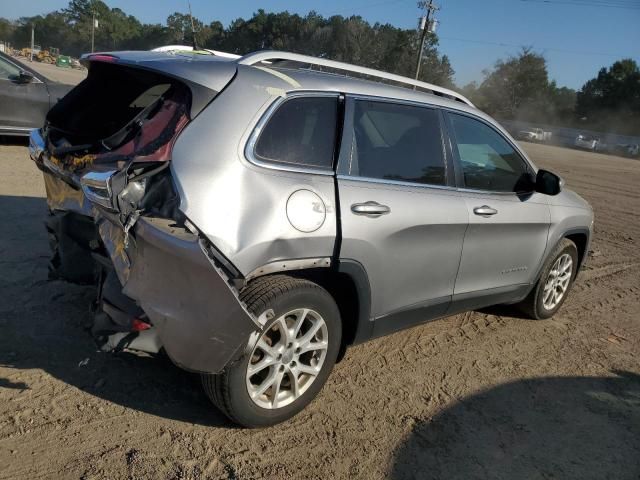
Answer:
[238,51,473,106]
[80,49,479,115]
[237,62,482,117]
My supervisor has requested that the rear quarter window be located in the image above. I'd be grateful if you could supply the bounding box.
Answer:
[254,96,338,170]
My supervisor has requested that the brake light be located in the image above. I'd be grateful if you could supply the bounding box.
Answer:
[89,54,118,63]
[132,318,151,332]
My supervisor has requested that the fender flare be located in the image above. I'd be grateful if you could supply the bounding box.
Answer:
[532,227,591,286]
[337,259,373,345]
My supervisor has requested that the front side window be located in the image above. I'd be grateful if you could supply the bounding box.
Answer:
[254,96,338,169]
[349,100,446,186]
[448,113,532,192]
[0,56,21,80]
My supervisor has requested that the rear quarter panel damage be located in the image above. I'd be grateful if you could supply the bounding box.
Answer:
[99,216,259,373]
[169,66,338,276]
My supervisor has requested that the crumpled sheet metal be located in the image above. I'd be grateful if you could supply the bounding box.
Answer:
[97,216,132,286]
[42,172,93,215]
[99,216,259,374]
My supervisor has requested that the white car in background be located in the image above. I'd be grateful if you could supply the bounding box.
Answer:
[575,134,600,151]
[615,143,639,157]
[517,127,552,143]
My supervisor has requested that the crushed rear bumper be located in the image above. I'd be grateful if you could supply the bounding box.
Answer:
[30,128,260,374]
[98,216,259,373]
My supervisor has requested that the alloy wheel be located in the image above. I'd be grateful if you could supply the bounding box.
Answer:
[246,308,328,409]
[542,253,573,310]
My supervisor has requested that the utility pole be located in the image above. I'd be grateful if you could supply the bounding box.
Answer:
[91,9,95,52]
[414,0,438,80]
[188,1,198,50]
[30,25,34,62]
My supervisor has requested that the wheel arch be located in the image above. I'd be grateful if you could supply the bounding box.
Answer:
[534,227,591,285]
[565,230,589,270]
[244,259,373,359]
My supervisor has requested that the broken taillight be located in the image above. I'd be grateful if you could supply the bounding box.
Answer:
[80,170,117,210]
[131,318,151,332]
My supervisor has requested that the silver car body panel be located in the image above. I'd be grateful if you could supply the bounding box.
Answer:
[545,189,593,265]
[171,65,518,277]
[171,67,342,276]
[453,191,551,295]
[337,176,468,318]
[30,51,594,373]
[171,62,594,316]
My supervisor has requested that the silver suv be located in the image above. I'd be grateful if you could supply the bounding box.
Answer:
[29,50,593,427]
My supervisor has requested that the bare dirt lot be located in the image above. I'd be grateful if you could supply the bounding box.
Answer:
[12,57,87,85]
[0,141,638,479]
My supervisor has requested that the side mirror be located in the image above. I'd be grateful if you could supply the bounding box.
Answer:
[535,169,563,196]
[13,70,35,84]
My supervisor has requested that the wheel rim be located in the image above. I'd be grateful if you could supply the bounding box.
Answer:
[542,253,573,310]
[246,308,328,409]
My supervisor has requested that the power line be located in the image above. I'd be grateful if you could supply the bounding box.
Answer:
[522,0,640,4]
[520,0,640,9]
[327,0,412,16]
[439,35,638,58]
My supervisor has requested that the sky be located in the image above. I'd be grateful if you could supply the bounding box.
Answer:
[2,0,639,89]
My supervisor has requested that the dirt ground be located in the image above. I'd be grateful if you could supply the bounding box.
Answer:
[0,140,638,480]
[12,57,87,85]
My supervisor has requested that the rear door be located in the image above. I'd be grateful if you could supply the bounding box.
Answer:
[445,111,550,302]
[0,55,50,131]
[337,97,468,333]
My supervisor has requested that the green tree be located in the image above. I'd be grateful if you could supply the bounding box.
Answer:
[473,48,550,119]
[217,10,454,87]
[576,59,640,134]
[0,18,15,41]
[1,2,456,90]
[547,83,576,121]
[12,13,70,51]
[106,8,142,49]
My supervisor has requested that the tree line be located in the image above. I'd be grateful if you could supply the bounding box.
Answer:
[1,0,638,135]
[463,49,640,136]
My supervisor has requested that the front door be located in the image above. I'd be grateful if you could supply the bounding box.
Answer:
[445,111,550,302]
[337,97,468,334]
[0,56,49,131]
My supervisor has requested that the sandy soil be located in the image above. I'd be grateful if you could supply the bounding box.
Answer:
[0,141,638,479]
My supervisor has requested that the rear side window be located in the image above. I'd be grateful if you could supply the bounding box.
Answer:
[448,113,531,192]
[254,96,338,169]
[349,100,446,186]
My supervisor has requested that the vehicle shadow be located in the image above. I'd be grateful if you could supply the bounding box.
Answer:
[0,194,236,428]
[477,304,531,320]
[390,371,640,480]
[0,135,29,146]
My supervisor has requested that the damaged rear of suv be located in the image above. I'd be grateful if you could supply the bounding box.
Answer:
[31,50,593,428]
[30,51,261,379]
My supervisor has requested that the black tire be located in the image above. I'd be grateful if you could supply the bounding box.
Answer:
[518,238,579,319]
[201,274,342,428]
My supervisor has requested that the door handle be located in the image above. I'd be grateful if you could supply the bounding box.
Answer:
[351,201,391,217]
[473,205,498,217]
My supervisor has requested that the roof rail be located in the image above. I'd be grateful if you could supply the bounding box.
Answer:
[152,45,241,59]
[238,50,473,107]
